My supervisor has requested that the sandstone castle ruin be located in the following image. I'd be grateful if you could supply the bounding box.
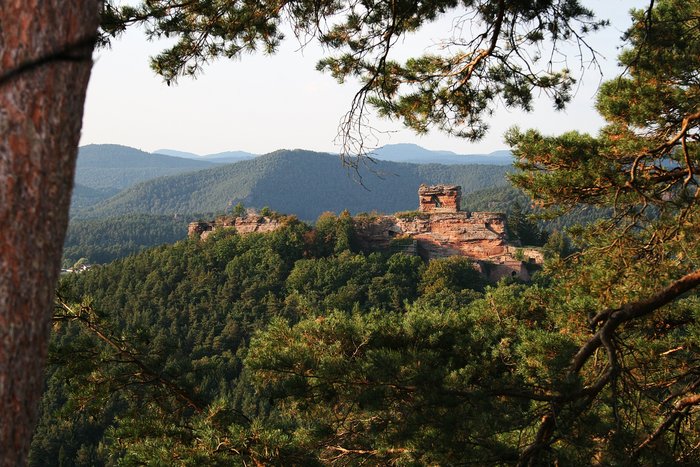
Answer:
[189,184,543,281]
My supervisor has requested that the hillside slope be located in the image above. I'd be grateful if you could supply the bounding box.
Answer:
[76,150,511,220]
[76,144,217,191]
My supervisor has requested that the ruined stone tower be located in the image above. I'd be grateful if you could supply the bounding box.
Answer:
[418,184,461,213]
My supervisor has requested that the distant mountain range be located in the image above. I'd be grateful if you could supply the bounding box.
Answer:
[74,149,511,221]
[370,144,513,165]
[154,148,257,164]
[72,145,216,211]
[77,144,216,190]
[153,143,513,165]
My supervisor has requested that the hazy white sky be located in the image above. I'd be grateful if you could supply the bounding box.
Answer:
[79,1,646,156]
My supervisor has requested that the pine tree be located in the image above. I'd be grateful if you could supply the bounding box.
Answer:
[0,2,99,464]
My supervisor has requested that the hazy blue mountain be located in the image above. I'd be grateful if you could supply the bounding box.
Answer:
[202,150,257,163]
[153,148,201,159]
[70,184,120,212]
[155,148,257,163]
[74,149,511,221]
[76,144,216,193]
[155,143,510,165]
[370,143,513,165]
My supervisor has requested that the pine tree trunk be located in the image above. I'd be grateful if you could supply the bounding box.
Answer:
[0,2,100,464]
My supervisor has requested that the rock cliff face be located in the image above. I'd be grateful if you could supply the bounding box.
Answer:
[353,211,542,281]
[353,212,507,257]
[188,214,285,240]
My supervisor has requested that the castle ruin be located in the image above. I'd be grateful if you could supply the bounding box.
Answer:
[188,185,543,281]
[418,184,461,213]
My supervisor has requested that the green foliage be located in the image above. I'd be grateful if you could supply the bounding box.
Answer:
[500,1,700,462]
[311,211,358,255]
[419,256,485,294]
[35,221,309,464]
[33,218,439,463]
[506,202,548,247]
[541,230,572,261]
[245,284,580,464]
[231,202,246,217]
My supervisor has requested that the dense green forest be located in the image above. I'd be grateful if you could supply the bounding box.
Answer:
[34,215,489,464]
[34,206,699,465]
[62,214,204,266]
[74,150,510,220]
[69,184,120,212]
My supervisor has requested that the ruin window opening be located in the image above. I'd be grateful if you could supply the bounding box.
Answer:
[431,195,442,208]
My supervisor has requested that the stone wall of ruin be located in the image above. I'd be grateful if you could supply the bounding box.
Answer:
[188,214,285,240]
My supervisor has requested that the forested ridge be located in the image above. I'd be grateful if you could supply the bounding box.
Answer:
[73,150,510,220]
[70,145,217,213]
[62,186,564,267]
[75,145,216,192]
[34,214,490,464]
[62,214,203,266]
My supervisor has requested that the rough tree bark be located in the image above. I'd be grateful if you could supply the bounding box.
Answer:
[0,1,100,464]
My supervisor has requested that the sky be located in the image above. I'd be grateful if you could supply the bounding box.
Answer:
[79,1,647,156]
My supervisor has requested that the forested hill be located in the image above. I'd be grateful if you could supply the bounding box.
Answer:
[76,144,216,192]
[74,149,511,220]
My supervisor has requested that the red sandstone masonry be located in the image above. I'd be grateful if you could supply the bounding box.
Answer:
[353,211,511,261]
[418,184,461,213]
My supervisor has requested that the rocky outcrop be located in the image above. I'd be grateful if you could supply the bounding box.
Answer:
[353,211,541,281]
[188,222,214,238]
[354,211,509,259]
[188,213,286,240]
